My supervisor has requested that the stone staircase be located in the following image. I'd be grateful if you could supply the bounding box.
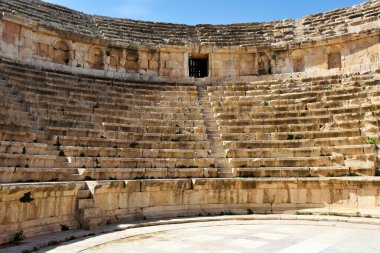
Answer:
[77,183,105,229]
[196,84,232,177]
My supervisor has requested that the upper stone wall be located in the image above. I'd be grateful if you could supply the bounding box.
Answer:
[1,0,379,47]
[0,0,101,38]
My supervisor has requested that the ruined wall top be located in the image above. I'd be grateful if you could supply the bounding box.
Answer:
[1,0,379,47]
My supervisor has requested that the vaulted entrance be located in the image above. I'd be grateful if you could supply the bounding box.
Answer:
[189,58,208,78]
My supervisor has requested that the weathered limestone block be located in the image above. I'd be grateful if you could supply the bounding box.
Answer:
[2,21,20,45]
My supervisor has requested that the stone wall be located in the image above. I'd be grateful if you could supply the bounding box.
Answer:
[2,178,379,244]
[0,1,379,82]
[0,182,83,244]
[92,178,380,222]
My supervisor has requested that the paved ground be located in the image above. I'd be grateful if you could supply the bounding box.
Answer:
[41,219,380,253]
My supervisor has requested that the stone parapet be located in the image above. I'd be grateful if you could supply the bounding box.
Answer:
[2,178,380,245]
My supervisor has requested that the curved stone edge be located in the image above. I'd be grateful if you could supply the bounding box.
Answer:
[3,214,380,253]
[2,177,380,247]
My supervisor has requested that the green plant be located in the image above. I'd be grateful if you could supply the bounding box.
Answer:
[327,172,335,177]
[239,172,255,178]
[84,176,94,181]
[320,212,346,217]
[91,102,99,109]
[130,142,139,148]
[287,134,294,140]
[364,137,377,145]
[13,231,26,242]
[263,101,269,106]
[54,138,61,147]
[20,192,34,203]
[347,172,359,177]
[47,240,60,246]
[58,150,65,157]
[60,224,69,231]
[176,165,198,169]
[296,211,313,216]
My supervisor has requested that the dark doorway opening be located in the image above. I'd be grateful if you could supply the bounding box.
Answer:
[189,58,208,78]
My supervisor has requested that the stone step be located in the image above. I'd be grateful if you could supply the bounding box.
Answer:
[85,217,106,230]
[78,207,100,220]
[77,189,92,199]
[77,198,95,209]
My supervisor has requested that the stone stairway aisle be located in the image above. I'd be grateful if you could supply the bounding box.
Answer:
[196,84,233,177]
[77,183,105,229]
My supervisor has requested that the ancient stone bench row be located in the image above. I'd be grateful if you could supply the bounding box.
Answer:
[0,152,215,168]
[207,82,344,94]
[236,166,370,178]
[67,157,215,169]
[215,105,379,120]
[220,129,361,141]
[223,136,368,149]
[0,141,48,155]
[47,127,208,141]
[31,103,203,119]
[39,80,199,98]
[214,109,377,125]
[24,94,200,112]
[212,97,375,114]
[1,0,99,37]
[219,119,376,134]
[0,130,36,143]
[209,86,362,100]
[2,65,197,91]
[62,146,209,159]
[225,144,376,158]
[0,167,219,183]
[11,83,198,104]
[0,153,58,167]
[36,112,205,127]
[210,91,370,106]
[58,136,210,150]
[217,115,333,126]
[229,154,376,169]
[2,65,195,91]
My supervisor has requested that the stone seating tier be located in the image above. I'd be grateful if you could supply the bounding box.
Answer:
[0,58,379,182]
[1,0,379,46]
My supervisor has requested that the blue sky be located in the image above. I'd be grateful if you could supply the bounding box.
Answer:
[44,0,367,24]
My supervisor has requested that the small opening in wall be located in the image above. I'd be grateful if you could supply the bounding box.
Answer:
[189,56,208,78]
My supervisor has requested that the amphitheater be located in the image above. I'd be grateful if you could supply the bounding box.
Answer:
[0,0,380,252]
